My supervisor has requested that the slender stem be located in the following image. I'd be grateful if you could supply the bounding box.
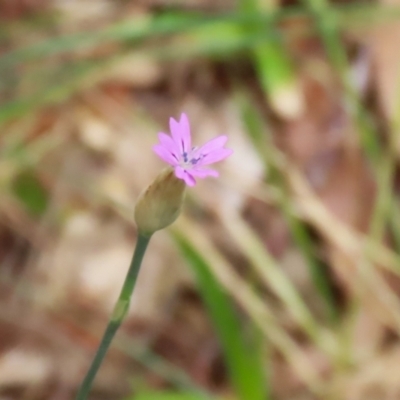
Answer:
[75,234,151,400]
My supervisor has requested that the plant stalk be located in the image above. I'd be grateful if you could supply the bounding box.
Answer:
[75,234,151,400]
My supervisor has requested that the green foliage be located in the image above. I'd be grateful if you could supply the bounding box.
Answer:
[12,169,48,217]
[1,4,397,126]
[173,231,269,400]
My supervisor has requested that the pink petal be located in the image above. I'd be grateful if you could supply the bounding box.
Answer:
[197,148,233,166]
[189,168,219,178]
[170,113,191,154]
[179,113,191,153]
[183,171,197,186]
[174,165,185,179]
[153,145,178,166]
[158,132,180,159]
[169,117,183,152]
[196,135,228,156]
[175,166,196,186]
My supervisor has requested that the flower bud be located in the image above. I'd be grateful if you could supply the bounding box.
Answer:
[134,167,186,236]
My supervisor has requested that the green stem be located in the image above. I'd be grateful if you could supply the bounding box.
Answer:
[75,234,151,400]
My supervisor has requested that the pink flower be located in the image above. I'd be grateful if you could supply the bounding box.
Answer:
[153,113,233,187]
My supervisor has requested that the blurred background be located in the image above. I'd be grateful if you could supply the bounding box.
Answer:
[2,0,400,399]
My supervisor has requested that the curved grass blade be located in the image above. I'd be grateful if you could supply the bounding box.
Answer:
[172,230,269,400]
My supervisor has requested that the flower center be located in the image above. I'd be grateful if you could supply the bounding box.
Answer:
[181,148,204,169]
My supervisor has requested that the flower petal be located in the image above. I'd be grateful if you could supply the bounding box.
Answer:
[179,113,191,153]
[196,135,228,156]
[197,148,233,166]
[183,170,197,186]
[158,132,180,159]
[170,113,191,154]
[175,166,196,186]
[174,165,185,179]
[153,145,178,166]
[189,168,219,178]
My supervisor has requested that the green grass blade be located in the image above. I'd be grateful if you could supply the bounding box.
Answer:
[172,231,269,400]
[12,169,48,217]
[238,0,302,119]
[239,93,339,322]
